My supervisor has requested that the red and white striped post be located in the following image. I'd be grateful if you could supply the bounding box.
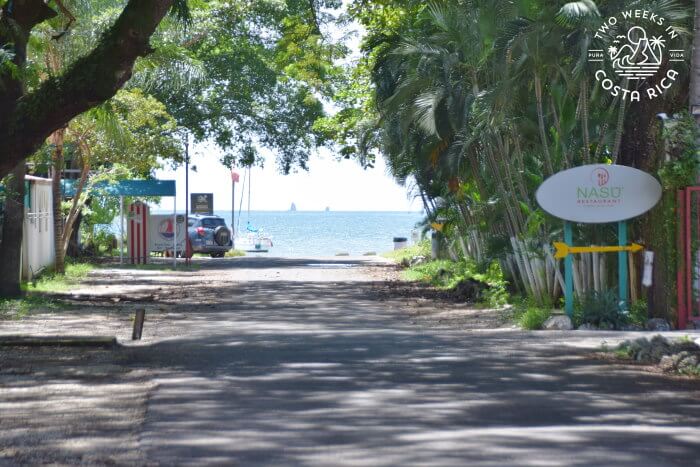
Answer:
[128,201,149,264]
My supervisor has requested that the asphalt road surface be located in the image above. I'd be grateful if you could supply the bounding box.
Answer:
[120,257,700,466]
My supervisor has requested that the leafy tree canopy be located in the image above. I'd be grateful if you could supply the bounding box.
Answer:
[140,0,348,173]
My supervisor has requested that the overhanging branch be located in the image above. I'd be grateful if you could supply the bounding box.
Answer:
[0,0,174,178]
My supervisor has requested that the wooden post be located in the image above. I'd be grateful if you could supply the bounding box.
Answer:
[132,308,146,340]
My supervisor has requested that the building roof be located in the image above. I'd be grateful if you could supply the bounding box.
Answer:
[61,179,176,197]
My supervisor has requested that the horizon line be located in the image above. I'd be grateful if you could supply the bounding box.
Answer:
[153,209,424,214]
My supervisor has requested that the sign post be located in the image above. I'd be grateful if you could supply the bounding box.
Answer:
[536,164,662,317]
[564,221,574,317]
[618,221,628,308]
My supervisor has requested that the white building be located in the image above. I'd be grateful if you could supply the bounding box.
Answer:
[22,176,55,280]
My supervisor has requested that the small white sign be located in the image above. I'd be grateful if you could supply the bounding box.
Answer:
[642,251,654,287]
[536,164,662,223]
[148,215,186,253]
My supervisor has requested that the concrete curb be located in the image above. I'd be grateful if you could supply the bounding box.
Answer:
[0,335,118,348]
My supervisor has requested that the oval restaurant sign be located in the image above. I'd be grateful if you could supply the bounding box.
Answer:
[536,164,662,224]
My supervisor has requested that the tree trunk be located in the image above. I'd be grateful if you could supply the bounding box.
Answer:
[67,210,82,258]
[0,162,26,297]
[50,129,66,273]
[692,0,700,141]
[0,0,174,179]
[534,74,554,176]
[611,93,627,163]
[60,157,90,258]
[580,78,591,164]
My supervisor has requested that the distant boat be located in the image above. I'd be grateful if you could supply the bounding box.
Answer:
[325,206,330,212]
[234,166,274,254]
[290,202,297,212]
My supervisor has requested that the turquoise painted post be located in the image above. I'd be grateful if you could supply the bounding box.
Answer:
[618,221,628,309]
[565,221,574,317]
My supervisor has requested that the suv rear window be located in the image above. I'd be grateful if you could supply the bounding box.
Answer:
[201,218,226,228]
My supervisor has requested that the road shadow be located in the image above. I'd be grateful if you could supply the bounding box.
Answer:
[118,277,700,466]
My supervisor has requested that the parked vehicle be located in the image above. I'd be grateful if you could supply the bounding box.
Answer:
[187,215,232,258]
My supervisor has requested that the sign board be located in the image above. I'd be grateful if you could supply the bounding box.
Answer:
[191,193,213,215]
[536,164,662,223]
[149,215,186,253]
[553,241,643,259]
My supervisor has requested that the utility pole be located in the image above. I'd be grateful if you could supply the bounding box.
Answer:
[184,132,190,266]
[231,170,238,249]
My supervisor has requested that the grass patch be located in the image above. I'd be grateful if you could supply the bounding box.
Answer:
[509,298,555,330]
[190,250,245,258]
[613,348,632,359]
[382,240,430,264]
[0,295,65,320]
[403,259,466,288]
[403,258,509,308]
[23,262,95,293]
[516,306,552,330]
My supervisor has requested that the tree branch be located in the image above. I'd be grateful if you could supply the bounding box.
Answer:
[0,0,174,178]
[51,0,77,40]
[0,0,57,108]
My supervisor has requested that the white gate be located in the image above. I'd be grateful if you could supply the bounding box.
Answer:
[22,176,55,280]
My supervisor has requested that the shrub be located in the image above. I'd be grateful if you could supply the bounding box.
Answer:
[628,299,648,327]
[474,261,509,308]
[575,289,628,330]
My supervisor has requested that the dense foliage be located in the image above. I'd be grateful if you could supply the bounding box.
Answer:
[338,0,695,315]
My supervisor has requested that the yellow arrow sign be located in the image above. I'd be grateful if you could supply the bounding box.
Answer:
[553,242,643,259]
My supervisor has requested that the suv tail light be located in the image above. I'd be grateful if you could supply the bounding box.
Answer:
[196,227,205,236]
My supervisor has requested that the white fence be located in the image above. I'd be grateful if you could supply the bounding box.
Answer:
[22,176,55,280]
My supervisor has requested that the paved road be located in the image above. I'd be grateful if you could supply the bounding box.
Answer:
[129,257,700,466]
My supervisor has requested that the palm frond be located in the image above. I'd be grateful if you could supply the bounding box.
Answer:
[169,0,192,25]
[556,0,600,27]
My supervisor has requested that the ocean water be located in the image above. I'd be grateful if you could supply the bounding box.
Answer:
[220,211,424,257]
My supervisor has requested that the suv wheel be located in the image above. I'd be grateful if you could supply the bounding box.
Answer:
[210,252,225,258]
[214,226,231,246]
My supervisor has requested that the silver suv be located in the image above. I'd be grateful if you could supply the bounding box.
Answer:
[187,215,232,258]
